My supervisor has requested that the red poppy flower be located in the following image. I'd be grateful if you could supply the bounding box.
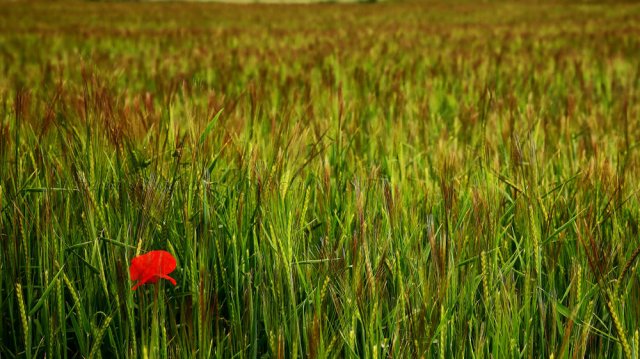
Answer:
[130,250,177,290]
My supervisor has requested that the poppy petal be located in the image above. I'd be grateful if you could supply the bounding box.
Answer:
[129,250,177,290]
[156,273,177,286]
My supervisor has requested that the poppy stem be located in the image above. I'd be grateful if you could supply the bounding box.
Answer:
[159,283,168,359]
[152,283,160,357]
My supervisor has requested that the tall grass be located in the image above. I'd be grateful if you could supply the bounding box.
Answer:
[1,0,640,357]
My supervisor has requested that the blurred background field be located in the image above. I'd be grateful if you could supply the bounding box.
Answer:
[1,0,640,358]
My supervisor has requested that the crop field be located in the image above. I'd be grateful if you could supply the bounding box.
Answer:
[2,0,640,358]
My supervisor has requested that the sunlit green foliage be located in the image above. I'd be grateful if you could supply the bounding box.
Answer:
[1,1,640,357]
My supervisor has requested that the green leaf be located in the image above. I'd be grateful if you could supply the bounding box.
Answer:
[29,264,66,316]
[199,108,224,145]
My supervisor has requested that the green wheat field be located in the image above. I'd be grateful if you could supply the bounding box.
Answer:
[1,0,640,358]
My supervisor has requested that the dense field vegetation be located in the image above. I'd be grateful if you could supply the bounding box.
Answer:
[2,1,640,357]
